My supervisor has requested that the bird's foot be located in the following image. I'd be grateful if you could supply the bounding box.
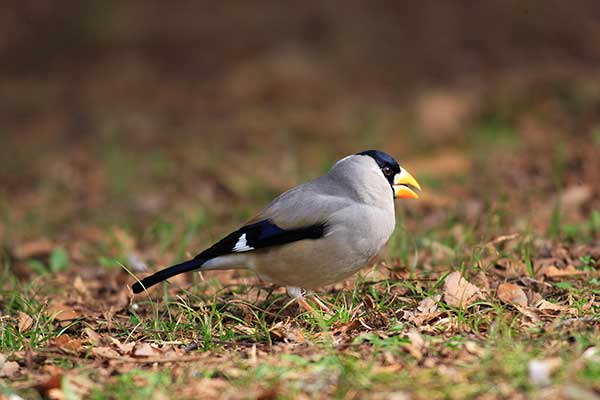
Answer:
[286,287,331,315]
[308,293,330,313]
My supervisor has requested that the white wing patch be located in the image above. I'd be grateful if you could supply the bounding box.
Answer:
[232,233,254,252]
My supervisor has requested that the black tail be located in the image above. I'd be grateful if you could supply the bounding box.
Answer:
[131,257,207,294]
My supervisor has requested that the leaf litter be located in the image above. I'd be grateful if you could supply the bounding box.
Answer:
[1,34,600,399]
[2,144,599,400]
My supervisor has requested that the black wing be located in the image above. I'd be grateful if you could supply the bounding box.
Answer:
[132,219,326,293]
[195,219,327,260]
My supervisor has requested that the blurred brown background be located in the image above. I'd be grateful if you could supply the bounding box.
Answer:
[4,2,600,82]
[1,1,599,242]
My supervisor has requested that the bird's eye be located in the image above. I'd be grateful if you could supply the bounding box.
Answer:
[382,166,392,176]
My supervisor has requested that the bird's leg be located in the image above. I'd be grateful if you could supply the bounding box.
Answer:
[286,287,330,314]
[286,287,316,314]
[307,292,331,313]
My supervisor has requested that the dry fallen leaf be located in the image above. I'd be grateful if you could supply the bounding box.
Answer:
[464,341,484,357]
[0,357,20,378]
[83,327,101,345]
[13,238,54,259]
[409,311,445,326]
[92,347,120,359]
[417,295,441,314]
[268,321,287,339]
[543,265,586,279]
[443,271,480,308]
[52,335,83,354]
[38,373,64,397]
[73,276,91,299]
[559,185,592,211]
[331,319,361,336]
[493,258,529,278]
[516,305,542,324]
[133,343,160,357]
[403,329,425,360]
[18,311,34,333]
[535,299,568,313]
[116,341,136,355]
[47,304,81,327]
[410,295,444,326]
[471,270,491,291]
[497,283,528,307]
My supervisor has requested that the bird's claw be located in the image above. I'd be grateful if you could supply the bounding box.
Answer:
[287,287,331,315]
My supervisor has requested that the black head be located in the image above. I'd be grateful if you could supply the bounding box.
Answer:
[357,150,401,187]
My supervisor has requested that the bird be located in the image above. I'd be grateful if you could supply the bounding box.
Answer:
[131,150,420,312]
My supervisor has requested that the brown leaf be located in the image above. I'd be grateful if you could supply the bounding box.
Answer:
[411,295,444,326]
[515,305,541,323]
[409,311,445,326]
[92,347,120,359]
[559,185,592,211]
[38,374,63,395]
[83,327,101,345]
[73,276,91,299]
[497,283,528,307]
[116,341,136,355]
[403,329,425,360]
[0,359,20,378]
[18,311,34,333]
[493,258,529,278]
[464,341,484,357]
[417,295,441,314]
[132,343,160,357]
[52,334,71,347]
[543,265,586,279]
[47,304,81,327]
[535,299,567,312]
[268,321,287,339]
[13,238,54,259]
[52,334,83,354]
[472,270,491,291]
[64,343,84,358]
[331,319,361,336]
[534,258,560,277]
[443,271,480,308]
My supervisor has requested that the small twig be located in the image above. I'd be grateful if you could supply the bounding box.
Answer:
[487,233,520,246]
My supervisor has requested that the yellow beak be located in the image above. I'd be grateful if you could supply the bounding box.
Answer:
[393,169,421,199]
